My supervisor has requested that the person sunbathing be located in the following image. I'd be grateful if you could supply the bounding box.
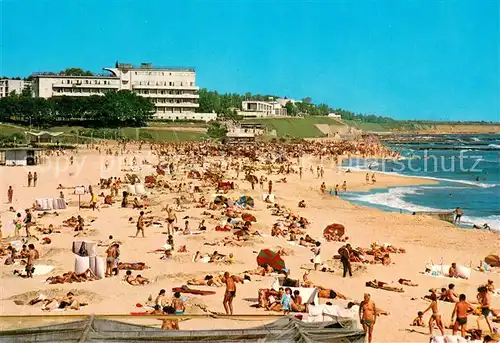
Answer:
[209,251,225,263]
[298,200,306,208]
[118,262,148,270]
[317,287,348,300]
[291,290,307,312]
[381,254,392,266]
[124,270,149,286]
[442,284,458,302]
[398,278,418,286]
[245,265,274,276]
[187,274,224,287]
[298,237,314,247]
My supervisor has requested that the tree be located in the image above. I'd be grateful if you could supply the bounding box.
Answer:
[285,101,298,116]
[21,84,33,97]
[207,121,227,138]
[59,68,94,76]
[302,96,312,104]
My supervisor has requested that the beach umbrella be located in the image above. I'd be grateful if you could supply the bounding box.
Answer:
[257,249,286,271]
[323,223,345,238]
[484,254,500,267]
[242,213,257,222]
[214,195,228,206]
[239,195,255,208]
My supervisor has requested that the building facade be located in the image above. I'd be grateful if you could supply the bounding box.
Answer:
[238,100,288,118]
[31,62,208,120]
[0,79,32,98]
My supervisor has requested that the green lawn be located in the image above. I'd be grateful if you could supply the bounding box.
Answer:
[245,116,345,138]
[121,128,205,141]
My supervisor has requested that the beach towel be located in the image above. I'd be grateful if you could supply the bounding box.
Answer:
[430,336,469,343]
[32,265,54,276]
[53,198,67,210]
[305,304,357,323]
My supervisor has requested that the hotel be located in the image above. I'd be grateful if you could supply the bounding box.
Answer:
[32,62,215,121]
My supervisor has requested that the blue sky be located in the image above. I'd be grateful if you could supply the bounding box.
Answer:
[1,0,498,121]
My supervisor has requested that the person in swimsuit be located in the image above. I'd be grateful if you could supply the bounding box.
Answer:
[451,294,474,338]
[281,288,292,314]
[172,292,185,315]
[135,211,145,238]
[359,293,377,343]
[477,286,493,334]
[167,208,177,235]
[421,293,444,336]
[223,271,236,315]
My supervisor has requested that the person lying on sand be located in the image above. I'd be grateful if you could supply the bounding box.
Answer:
[118,262,148,270]
[398,279,418,286]
[46,269,97,284]
[442,284,459,302]
[245,265,274,276]
[187,274,224,287]
[124,270,150,286]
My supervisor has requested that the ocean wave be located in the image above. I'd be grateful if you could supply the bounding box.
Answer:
[471,137,480,142]
[461,215,500,232]
[348,187,442,213]
[343,166,499,188]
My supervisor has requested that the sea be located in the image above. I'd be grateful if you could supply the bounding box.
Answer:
[340,133,500,232]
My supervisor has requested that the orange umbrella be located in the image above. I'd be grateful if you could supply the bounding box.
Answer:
[485,254,500,267]
[324,224,345,238]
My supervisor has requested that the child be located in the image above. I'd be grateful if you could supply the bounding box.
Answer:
[183,220,190,235]
[412,311,425,327]
[281,287,292,314]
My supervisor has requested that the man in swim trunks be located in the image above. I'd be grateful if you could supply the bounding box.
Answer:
[477,286,493,334]
[172,292,185,315]
[451,294,474,338]
[359,293,376,343]
[135,211,145,238]
[167,208,177,235]
[223,271,236,315]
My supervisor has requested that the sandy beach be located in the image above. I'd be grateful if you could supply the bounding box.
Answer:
[0,144,498,343]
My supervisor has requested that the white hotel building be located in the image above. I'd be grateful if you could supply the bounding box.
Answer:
[32,62,216,121]
[0,79,32,98]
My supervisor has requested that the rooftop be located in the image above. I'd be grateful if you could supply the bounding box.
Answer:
[115,62,195,72]
[32,73,118,79]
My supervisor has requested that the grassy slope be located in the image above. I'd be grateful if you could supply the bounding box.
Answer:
[0,124,205,142]
[244,117,345,138]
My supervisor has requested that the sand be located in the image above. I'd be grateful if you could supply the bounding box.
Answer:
[0,146,498,342]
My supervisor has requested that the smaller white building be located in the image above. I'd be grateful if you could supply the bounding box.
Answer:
[238,100,287,118]
[0,79,32,98]
[328,113,342,119]
[157,111,217,122]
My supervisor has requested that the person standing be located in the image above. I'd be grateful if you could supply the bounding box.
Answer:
[268,180,273,195]
[421,293,444,336]
[320,182,326,194]
[453,207,463,224]
[33,172,38,187]
[27,172,33,187]
[311,242,321,271]
[359,293,377,343]
[451,294,474,337]
[477,286,493,334]
[7,186,13,204]
[339,244,353,277]
[167,207,177,235]
[24,209,32,237]
[26,244,38,278]
[223,271,236,315]
[299,166,303,180]
[135,211,145,238]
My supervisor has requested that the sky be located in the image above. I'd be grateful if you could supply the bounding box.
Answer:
[0,0,498,121]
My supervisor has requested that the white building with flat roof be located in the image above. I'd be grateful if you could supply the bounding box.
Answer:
[238,100,287,118]
[0,79,32,98]
[31,62,207,120]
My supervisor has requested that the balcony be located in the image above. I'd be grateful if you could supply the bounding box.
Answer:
[137,93,199,99]
[132,84,199,90]
[154,102,199,108]
[53,83,119,89]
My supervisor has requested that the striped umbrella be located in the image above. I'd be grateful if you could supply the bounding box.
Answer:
[256,249,286,271]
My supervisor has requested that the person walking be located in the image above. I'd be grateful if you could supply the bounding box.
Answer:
[135,211,145,238]
[338,244,352,277]
[7,186,13,204]
[33,172,38,187]
[24,209,33,237]
[27,172,33,187]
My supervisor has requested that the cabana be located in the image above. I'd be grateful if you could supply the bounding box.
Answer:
[0,147,44,166]
[26,131,64,144]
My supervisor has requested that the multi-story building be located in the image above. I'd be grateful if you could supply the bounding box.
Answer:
[0,79,32,98]
[31,62,214,121]
[238,100,288,118]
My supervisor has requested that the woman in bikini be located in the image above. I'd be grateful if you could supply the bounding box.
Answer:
[421,293,444,336]
[167,208,177,235]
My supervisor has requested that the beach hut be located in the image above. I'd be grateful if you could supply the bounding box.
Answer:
[0,147,43,166]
